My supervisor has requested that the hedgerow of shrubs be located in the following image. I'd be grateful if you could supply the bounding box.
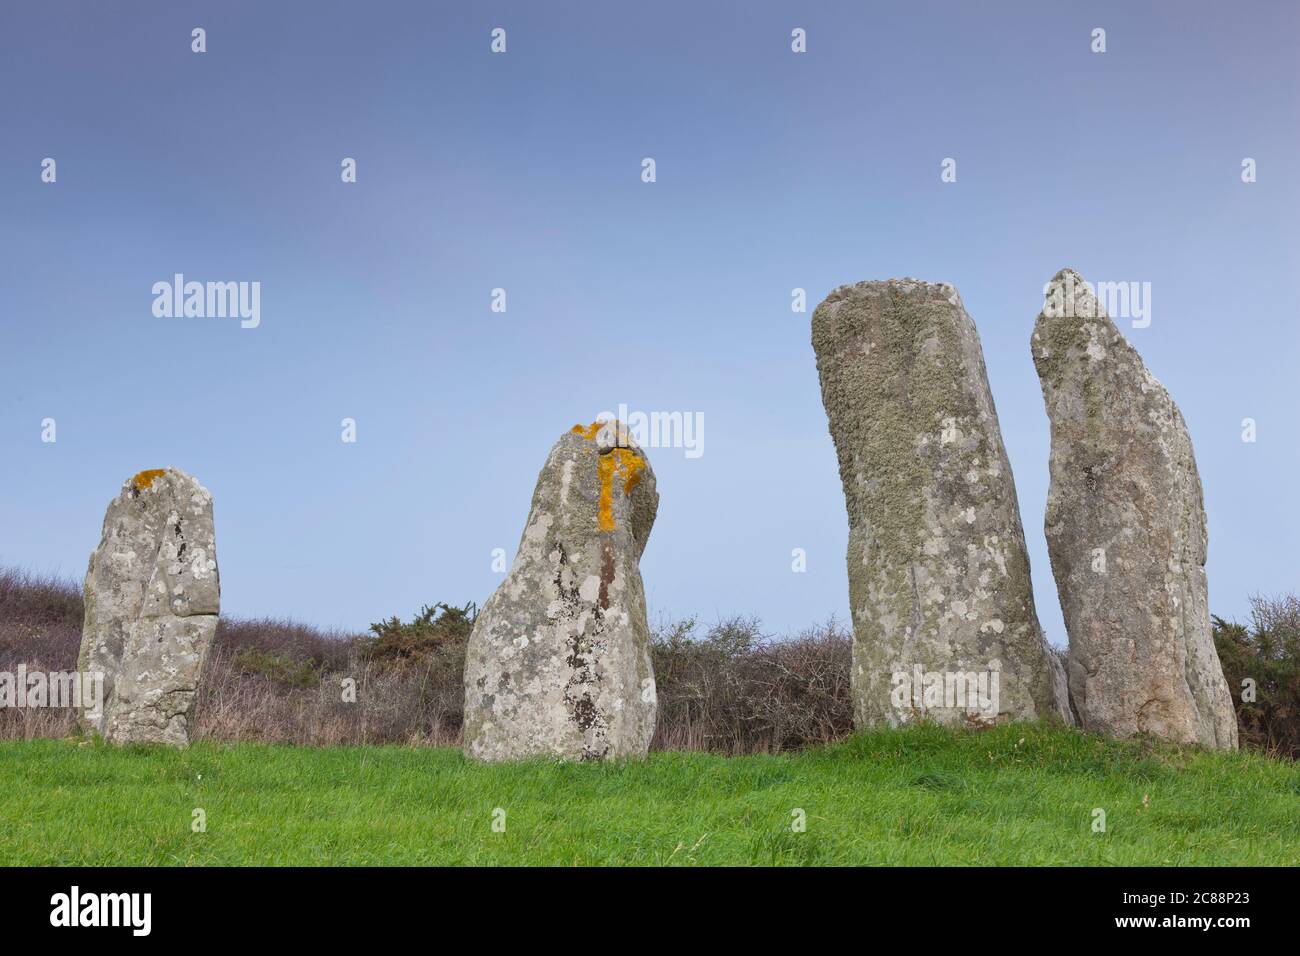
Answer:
[2,566,1297,757]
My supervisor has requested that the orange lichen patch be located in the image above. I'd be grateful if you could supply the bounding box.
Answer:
[570,421,646,530]
[131,469,167,491]
[596,448,646,532]
[617,449,646,495]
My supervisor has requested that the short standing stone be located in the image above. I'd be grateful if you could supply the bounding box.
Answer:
[1032,268,1237,749]
[812,279,1070,727]
[463,421,659,762]
[78,467,219,746]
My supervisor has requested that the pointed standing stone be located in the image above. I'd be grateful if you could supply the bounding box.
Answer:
[1032,268,1237,749]
[78,467,219,746]
[463,421,659,762]
[812,279,1070,727]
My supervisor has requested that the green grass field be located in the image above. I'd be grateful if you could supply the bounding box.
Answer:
[2,723,1296,865]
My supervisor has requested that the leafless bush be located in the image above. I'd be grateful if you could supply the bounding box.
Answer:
[0,568,83,668]
[650,615,853,753]
[1248,592,1300,646]
[0,568,83,740]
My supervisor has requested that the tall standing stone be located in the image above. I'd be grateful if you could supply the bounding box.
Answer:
[79,467,219,746]
[463,421,659,762]
[813,279,1070,728]
[1031,268,1237,749]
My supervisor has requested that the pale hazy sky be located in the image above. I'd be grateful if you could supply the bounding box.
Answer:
[2,1,1297,644]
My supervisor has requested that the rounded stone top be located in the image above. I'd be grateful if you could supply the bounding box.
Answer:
[1036,266,1110,323]
[1048,266,1084,285]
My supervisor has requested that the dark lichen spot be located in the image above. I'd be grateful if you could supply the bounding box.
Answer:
[598,541,614,611]
[570,693,598,731]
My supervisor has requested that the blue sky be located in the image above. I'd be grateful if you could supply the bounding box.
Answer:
[2,1,1297,644]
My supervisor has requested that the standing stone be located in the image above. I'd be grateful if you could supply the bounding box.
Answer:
[812,279,1070,728]
[1031,268,1237,749]
[463,421,659,762]
[78,467,219,746]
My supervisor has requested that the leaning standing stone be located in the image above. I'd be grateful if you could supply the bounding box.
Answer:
[463,421,659,762]
[812,279,1070,728]
[78,468,219,746]
[1031,268,1237,749]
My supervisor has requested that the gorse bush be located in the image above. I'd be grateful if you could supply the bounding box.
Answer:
[363,601,476,668]
[1213,593,1300,759]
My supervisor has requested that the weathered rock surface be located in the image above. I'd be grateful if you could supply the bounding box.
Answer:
[812,279,1070,727]
[78,468,219,746]
[1032,268,1237,749]
[463,421,659,762]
